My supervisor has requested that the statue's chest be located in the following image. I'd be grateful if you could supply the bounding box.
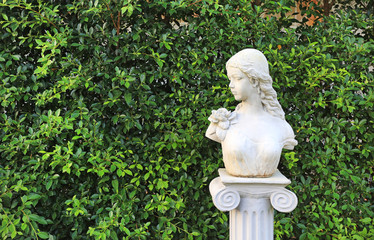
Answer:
[223,126,281,154]
[230,119,281,143]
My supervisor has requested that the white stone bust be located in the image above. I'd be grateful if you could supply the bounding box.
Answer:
[206,49,297,177]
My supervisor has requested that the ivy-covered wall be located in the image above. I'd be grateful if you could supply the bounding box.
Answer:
[0,0,373,239]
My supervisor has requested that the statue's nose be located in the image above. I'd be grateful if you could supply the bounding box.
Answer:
[229,81,234,88]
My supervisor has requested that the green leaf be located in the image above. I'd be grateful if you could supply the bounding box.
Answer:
[46,180,53,190]
[125,93,132,105]
[29,214,48,225]
[38,232,49,239]
[112,179,119,193]
[135,121,142,130]
[123,227,131,236]
[35,39,44,45]
[2,13,8,21]
[360,218,372,224]
[191,231,200,236]
[127,5,134,16]
[28,193,41,200]
[11,55,21,60]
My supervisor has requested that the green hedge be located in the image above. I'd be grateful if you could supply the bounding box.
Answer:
[0,0,373,239]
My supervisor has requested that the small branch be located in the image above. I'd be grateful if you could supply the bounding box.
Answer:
[117,11,121,35]
[187,0,203,7]
[0,3,57,28]
[323,0,335,16]
[103,0,118,33]
[20,209,39,240]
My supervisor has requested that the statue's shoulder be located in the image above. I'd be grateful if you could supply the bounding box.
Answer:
[261,115,297,149]
[281,119,294,135]
[280,119,298,150]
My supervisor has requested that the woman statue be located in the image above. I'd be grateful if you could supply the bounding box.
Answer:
[206,49,297,177]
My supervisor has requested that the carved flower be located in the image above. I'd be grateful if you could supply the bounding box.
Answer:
[208,108,237,141]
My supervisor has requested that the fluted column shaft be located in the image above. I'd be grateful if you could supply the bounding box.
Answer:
[210,169,298,240]
[230,197,273,240]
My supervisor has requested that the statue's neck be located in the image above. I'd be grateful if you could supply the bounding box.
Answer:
[237,100,266,116]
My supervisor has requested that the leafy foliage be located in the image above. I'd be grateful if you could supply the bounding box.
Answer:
[0,0,373,239]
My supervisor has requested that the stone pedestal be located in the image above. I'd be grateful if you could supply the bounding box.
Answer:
[209,169,298,240]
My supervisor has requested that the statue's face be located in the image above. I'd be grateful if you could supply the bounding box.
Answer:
[227,66,257,102]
